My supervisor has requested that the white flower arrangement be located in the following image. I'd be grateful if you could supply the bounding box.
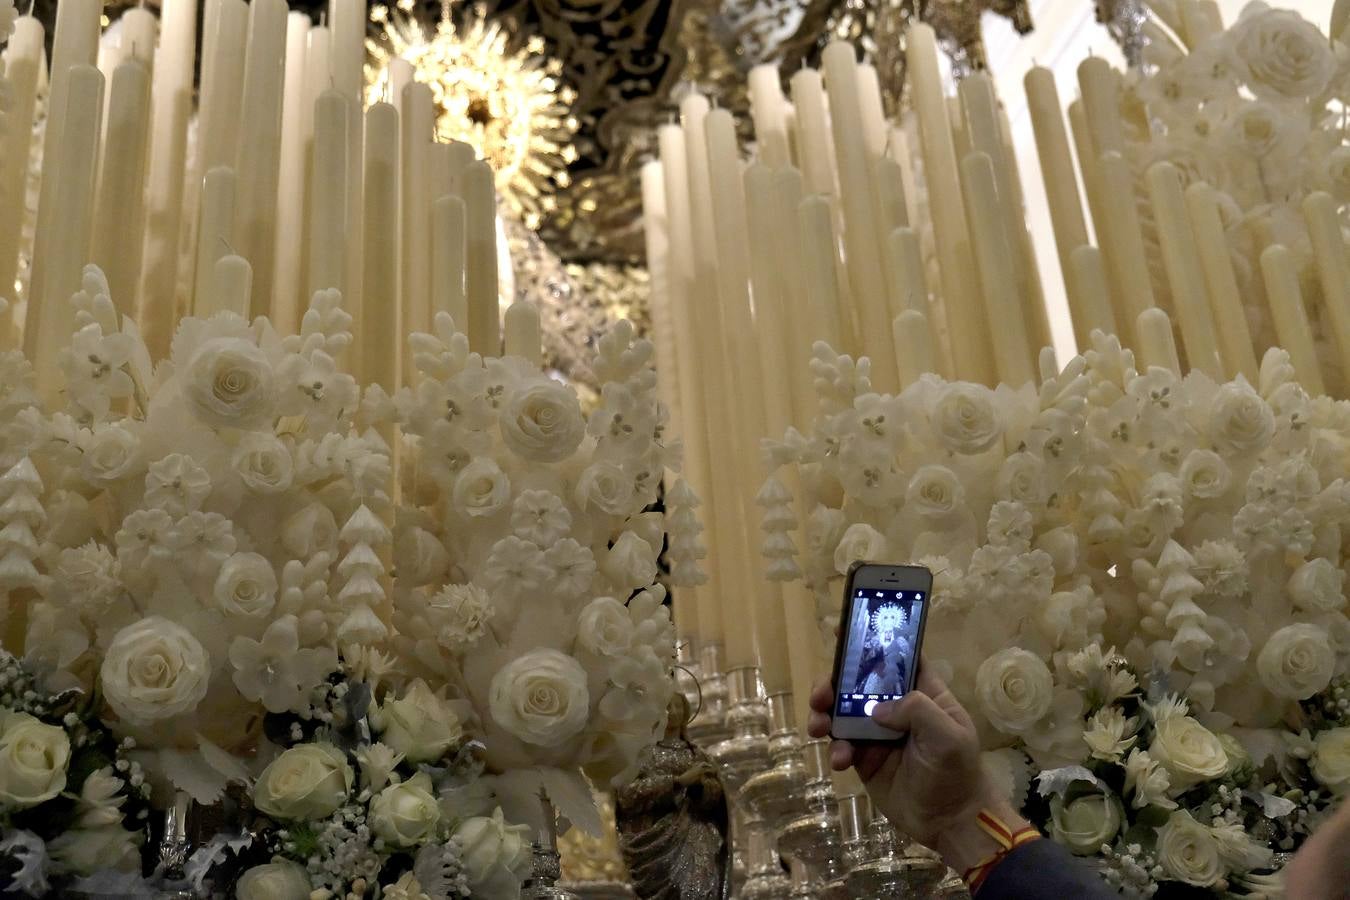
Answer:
[765,336,1350,884]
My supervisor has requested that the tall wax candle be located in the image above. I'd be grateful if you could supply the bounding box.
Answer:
[679,93,719,272]
[431,196,468,330]
[1145,161,1221,378]
[301,25,331,151]
[400,82,433,345]
[1024,67,1090,300]
[799,194,845,351]
[389,58,414,114]
[1077,56,1125,157]
[822,42,896,392]
[362,102,400,392]
[856,63,889,160]
[744,163,794,437]
[191,167,237,316]
[961,152,1035,386]
[463,160,501,356]
[93,57,153,321]
[32,66,104,400]
[1137,307,1181,376]
[788,68,838,198]
[328,0,366,337]
[1067,99,1106,245]
[1065,245,1117,342]
[272,12,311,336]
[747,64,790,168]
[0,15,45,342]
[1303,192,1350,381]
[139,0,197,359]
[641,160,681,431]
[1184,182,1257,382]
[198,0,247,174]
[1260,244,1324,395]
[894,309,937,388]
[503,301,542,367]
[1097,151,1154,345]
[906,24,991,384]
[871,156,910,232]
[308,90,349,299]
[206,255,253,318]
[429,143,453,205]
[445,141,476,192]
[234,0,289,321]
[25,0,100,356]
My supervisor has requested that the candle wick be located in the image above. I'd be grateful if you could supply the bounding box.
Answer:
[219,237,237,255]
[26,0,34,15]
[320,11,327,26]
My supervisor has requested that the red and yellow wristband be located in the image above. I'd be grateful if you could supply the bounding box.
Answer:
[961,809,1042,894]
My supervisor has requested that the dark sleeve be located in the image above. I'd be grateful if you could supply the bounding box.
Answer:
[976,838,1118,899]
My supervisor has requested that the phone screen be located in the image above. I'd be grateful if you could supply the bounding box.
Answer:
[834,586,926,719]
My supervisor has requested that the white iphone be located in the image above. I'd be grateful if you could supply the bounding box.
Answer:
[828,561,933,742]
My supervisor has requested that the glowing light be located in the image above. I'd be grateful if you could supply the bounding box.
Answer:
[366,2,579,226]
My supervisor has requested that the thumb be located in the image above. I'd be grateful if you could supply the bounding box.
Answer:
[871,689,956,738]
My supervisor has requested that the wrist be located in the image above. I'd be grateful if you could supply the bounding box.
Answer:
[932,798,1032,876]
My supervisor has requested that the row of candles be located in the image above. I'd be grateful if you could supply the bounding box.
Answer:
[643,8,1350,733]
[0,0,536,402]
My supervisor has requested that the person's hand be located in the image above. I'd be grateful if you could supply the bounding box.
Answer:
[1283,799,1350,898]
[806,660,1028,873]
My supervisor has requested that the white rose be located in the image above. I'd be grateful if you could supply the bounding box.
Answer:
[100,616,210,725]
[1257,623,1334,700]
[452,457,511,518]
[1156,810,1224,886]
[1208,382,1274,456]
[602,531,658,592]
[832,523,888,575]
[1150,716,1228,791]
[931,383,1002,454]
[232,433,293,494]
[0,712,71,808]
[254,743,353,820]
[575,460,635,516]
[905,465,966,522]
[184,337,277,429]
[499,381,586,462]
[1311,728,1350,795]
[81,423,142,484]
[369,771,442,847]
[1323,146,1350,203]
[281,503,337,559]
[374,679,463,764]
[996,452,1046,506]
[1288,559,1346,613]
[975,649,1054,734]
[236,861,311,900]
[1230,7,1336,100]
[48,825,141,875]
[489,649,590,746]
[1049,789,1124,856]
[1226,102,1284,158]
[1179,449,1231,500]
[212,552,278,618]
[454,808,533,897]
[578,597,634,657]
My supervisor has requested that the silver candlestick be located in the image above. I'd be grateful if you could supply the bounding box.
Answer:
[845,817,947,898]
[674,638,701,718]
[685,641,729,750]
[822,792,872,899]
[740,819,794,899]
[706,666,771,794]
[774,739,845,892]
[522,795,581,900]
[739,692,808,832]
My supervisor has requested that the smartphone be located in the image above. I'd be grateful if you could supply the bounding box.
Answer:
[829,562,933,741]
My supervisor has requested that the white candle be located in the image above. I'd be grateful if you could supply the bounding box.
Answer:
[272,12,311,336]
[1137,307,1181,376]
[504,301,542,367]
[445,141,476,193]
[1068,99,1107,245]
[744,162,794,436]
[1184,182,1257,382]
[31,65,104,400]
[139,0,197,359]
[463,160,501,356]
[308,90,349,298]
[428,143,452,204]
[24,0,100,355]
[198,0,248,174]
[1303,192,1350,385]
[328,0,365,333]
[362,102,400,392]
[642,160,681,430]
[747,64,790,168]
[894,309,937,387]
[788,68,838,198]
[400,82,433,343]
[118,8,158,63]
[1065,245,1117,343]
[799,194,844,350]
[192,167,237,317]
[389,58,414,114]
[1260,245,1324,395]
[1077,56,1124,157]
[823,42,896,392]
[1097,151,1154,345]
[94,58,153,321]
[328,0,364,101]
[206,255,253,319]
[961,152,1035,386]
[679,93,719,271]
[0,16,46,341]
[1024,66,1090,289]
[1145,161,1221,378]
[906,24,991,384]
[431,195,468,330]
[856,63,889,160]
[233,0,289,322]
[301,24,331,151]
[702,109,753,323]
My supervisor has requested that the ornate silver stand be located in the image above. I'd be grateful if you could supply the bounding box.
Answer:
[523,796,581,900]
[823,792,871,899]
[706,666,772,895]
[685,642,729,749]
[740,818,794,899]
[775,740,846,893]
[845,817,947,897]
[739,693,808,832]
